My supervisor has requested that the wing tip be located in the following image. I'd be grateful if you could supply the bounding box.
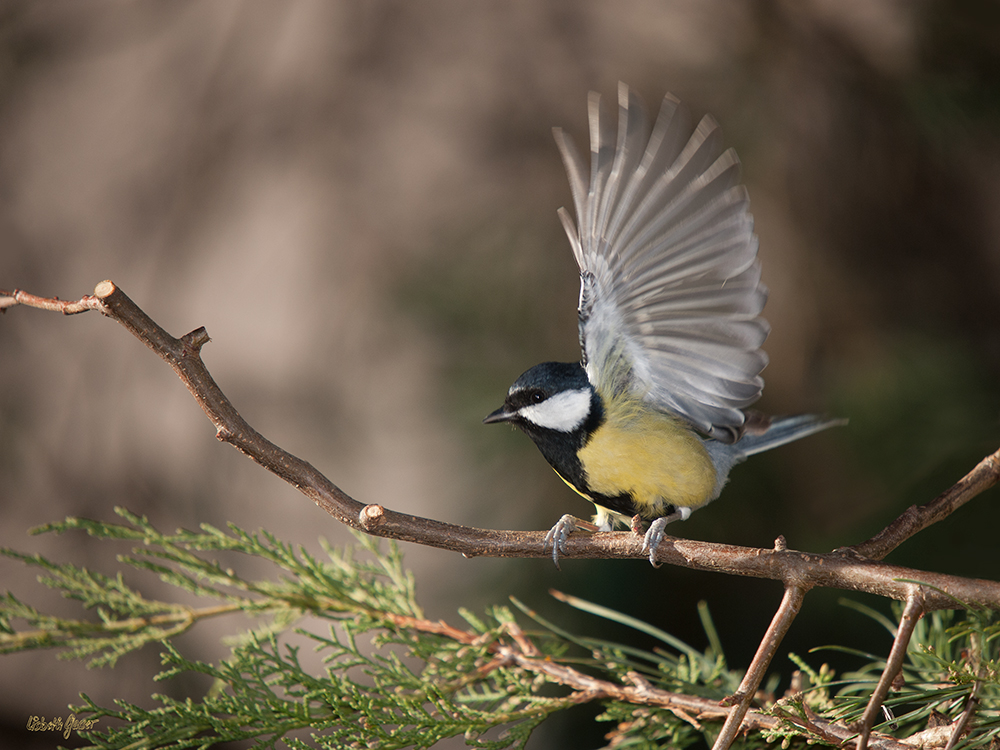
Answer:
[563,84,774,441]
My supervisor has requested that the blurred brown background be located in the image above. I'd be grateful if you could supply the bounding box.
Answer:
[1,2,999,748]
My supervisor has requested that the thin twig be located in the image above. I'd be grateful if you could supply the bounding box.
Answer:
[850,447,1000,560]
[855,591,925,750]
[714,584,808,750]
[0,288,103,314]
[944,689,978,750]
[771,704,915,750]
[389,610,913,749]
[944,623,987,750]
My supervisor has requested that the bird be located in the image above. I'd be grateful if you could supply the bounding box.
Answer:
[483,82,844,567]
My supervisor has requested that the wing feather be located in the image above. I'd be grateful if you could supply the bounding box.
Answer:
[557,83,768,441]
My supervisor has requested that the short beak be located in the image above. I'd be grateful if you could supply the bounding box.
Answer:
[483,405,515,424]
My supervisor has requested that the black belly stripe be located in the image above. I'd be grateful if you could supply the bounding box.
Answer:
[589,490,636,517]
[588,491,676,521]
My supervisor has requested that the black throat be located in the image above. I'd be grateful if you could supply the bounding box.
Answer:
[517,388,603,491]
[517,387,643,519]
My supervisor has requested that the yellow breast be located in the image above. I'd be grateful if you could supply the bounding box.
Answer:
[578,395,717,517]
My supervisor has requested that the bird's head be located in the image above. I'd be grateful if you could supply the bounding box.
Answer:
[483,361,596,434]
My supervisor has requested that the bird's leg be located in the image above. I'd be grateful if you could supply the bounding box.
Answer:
[543,514,598,569]
[640,507,692,567]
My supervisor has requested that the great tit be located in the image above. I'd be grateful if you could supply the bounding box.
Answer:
[484,83,844,566]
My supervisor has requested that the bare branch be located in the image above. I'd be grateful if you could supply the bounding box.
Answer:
[850,448,1000,560]
[855,592,926,750]
[5,281,1000,617]
[388,611,913,750]
[715,585,807,750]
[771,704,916,750]
[944,615,988,750]
[0,287,103,314]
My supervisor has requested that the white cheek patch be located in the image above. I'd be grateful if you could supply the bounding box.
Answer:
[518,388,591,432]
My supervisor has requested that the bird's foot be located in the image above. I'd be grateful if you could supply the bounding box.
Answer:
[543,514,596,569]
[640,507,692,567]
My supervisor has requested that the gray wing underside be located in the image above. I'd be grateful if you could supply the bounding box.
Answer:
[554,82,769,443]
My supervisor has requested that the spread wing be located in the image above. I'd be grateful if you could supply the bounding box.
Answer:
[554,82,769,443]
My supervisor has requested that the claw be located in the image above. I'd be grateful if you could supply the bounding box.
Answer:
[640,507,692,567]
[544,514,579,569]
[641,518,669,567]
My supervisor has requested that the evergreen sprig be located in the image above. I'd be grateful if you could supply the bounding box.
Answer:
[825,604,1000,745]
[1,508,998,749]
[1,507,422,668]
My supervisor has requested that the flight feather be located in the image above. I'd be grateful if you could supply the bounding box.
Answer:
[553,82,769,442]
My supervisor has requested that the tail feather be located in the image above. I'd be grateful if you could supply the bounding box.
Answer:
[737,414,847,457]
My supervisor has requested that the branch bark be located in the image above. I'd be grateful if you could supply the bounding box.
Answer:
[715,584,807,750]
[3,281,999,614]
[387,612,917,750]
[855,592,925,750]
[849,449,1000,560]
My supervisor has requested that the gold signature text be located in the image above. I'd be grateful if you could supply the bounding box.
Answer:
[26,714,100,739]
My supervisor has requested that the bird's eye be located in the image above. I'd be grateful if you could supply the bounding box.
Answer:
[531,391,545,404]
